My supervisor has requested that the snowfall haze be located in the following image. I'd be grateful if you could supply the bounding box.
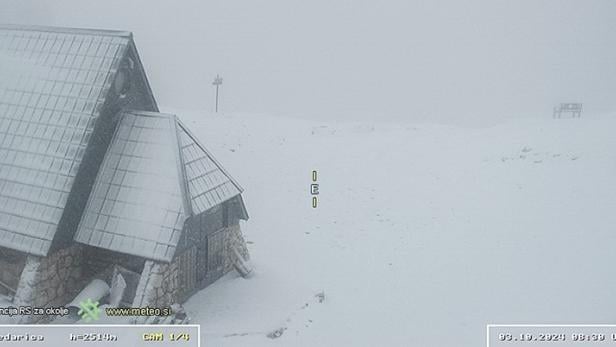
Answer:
[1,2,616,346]
[1,0,615,123]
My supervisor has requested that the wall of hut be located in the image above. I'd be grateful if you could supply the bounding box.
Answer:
[13,244,84,323]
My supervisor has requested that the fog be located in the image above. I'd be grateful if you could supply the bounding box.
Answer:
[2,0,615,123]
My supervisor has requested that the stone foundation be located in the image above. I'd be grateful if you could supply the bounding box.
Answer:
[132,259,179,309]
[13,244,83,323]
[133,223,250,308]
[224,224,250,273]
[7,223,250,323]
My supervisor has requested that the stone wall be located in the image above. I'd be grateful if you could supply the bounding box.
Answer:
[132,223,251,309]
[224,224,250,273]
[132,259,179,309]
[8,223,250,323]
[13,244,84,323]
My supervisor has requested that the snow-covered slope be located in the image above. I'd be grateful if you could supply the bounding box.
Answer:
[173,110,616,346]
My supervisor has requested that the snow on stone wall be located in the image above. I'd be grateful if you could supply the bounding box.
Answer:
[133,223,250,311]
[13,244,84,323]
[224,224,250,274]
[132,259,179,310]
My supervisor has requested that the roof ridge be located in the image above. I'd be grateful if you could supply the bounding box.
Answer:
[170,115,194,218]
[0,24,132,38]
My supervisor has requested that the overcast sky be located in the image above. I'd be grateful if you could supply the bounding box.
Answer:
[1,0,615,123]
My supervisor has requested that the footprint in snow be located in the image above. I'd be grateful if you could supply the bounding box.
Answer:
[266,292,326,339]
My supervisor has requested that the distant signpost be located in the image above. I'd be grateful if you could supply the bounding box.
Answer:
[212,74,223,113]
[553,103,582,118]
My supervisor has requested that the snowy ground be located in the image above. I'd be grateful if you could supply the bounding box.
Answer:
[171,110,616,346]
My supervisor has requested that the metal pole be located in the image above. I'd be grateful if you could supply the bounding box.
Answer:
[212,74,223,113]
[215,84,219,113]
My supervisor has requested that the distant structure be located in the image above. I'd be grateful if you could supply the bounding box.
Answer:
[553,103,583,118]
[212,74,223,113]
[0,25,251,322]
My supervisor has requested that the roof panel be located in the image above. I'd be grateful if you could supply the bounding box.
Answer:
[74,111,185,262]
[74,110,246,261]
[177,122,242,215]
[0,26,130,255]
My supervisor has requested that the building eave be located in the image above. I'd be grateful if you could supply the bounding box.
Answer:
[0,23,132,38]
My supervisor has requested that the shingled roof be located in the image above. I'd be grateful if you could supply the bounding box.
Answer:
[73,111,243,262]
[0,25,155,256]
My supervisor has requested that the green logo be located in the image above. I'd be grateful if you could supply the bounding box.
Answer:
[78,299,101,322]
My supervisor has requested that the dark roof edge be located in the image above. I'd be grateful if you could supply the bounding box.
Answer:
[0,24,132,38]
[127,41,159,112]
[122,110,175,118]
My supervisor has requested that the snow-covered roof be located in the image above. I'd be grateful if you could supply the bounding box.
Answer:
[74,111,243,262]
[0,24,132,38]
[178,121,244,214]
[0,25,134,256]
